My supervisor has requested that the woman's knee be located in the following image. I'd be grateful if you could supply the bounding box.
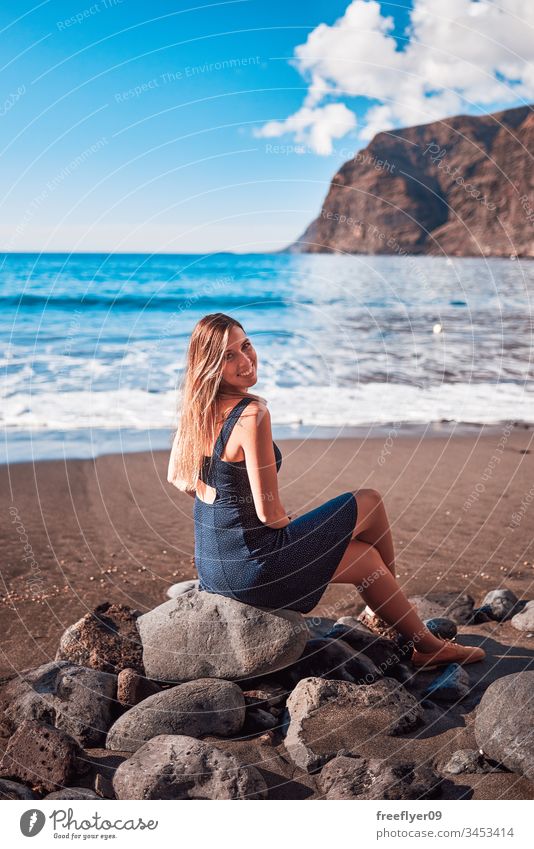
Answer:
[352,487,382,506]
[351,488,384,535]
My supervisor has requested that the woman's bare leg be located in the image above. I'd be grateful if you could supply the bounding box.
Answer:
[331,537,443,651]
[351,489,396,578]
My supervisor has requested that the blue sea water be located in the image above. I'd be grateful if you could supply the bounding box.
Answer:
[1,252,533,463]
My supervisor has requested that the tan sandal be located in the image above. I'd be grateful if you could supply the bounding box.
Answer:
[412,638,486,670]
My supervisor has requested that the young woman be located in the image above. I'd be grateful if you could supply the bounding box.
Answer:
[168,313,485,670]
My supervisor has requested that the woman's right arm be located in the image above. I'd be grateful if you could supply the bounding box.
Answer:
[241,402,291,528]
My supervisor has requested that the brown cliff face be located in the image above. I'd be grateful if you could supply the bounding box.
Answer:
[288,104,534,257]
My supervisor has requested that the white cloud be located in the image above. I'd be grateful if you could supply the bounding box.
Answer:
[256,102,356,155]
[254,0,534,153]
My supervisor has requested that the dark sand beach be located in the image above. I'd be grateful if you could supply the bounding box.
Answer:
[1,428,534,799]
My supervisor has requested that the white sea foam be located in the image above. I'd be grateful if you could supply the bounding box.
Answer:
[2,382,532,431]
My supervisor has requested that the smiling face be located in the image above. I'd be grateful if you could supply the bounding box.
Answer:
[218,325,258,393]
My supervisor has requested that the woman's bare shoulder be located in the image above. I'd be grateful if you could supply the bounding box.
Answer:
[244,398,267,414]
[240,398,270,433]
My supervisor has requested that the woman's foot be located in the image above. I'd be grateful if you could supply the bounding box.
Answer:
[412,638,486,670]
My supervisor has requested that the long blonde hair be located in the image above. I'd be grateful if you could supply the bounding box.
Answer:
[167,313,264,491]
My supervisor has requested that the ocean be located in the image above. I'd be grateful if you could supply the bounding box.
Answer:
[2,252,533,463]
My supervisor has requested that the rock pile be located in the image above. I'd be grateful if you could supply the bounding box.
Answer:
[0,584,532,800]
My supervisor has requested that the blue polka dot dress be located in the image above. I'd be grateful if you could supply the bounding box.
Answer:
[193,396,357,614]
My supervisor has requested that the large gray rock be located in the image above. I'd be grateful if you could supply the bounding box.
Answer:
[482,589,518,621]
[318,754,442,799]
[106,678,245,752]
[511,600,534,632]
[285,676,424,773]
[0,661,117,747]
[474,671,534,779]
[137,591,307,682]
[55,602,143,674]
[113,735,268,799]
[409,592,474,625]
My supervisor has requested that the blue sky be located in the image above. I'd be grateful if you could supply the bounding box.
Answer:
[0,0,531,253]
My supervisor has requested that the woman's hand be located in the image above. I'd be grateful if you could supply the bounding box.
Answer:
[264,512,291,529]
[167,471,197,498]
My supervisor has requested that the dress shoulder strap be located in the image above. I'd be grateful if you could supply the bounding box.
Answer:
[213,397,254,460]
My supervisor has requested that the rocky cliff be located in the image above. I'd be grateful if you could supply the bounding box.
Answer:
[287,104,534,257]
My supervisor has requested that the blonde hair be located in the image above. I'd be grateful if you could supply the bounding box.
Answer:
[167,313,264,491]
